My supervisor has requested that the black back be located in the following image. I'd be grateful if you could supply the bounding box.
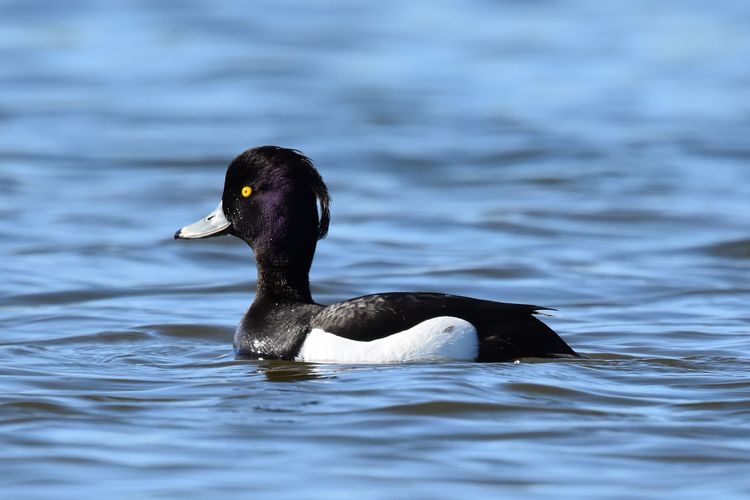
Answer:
[311,292,577,362]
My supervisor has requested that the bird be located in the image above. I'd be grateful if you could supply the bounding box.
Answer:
[175,146,579,363]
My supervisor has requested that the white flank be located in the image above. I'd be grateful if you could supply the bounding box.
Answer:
[296,316,479,364]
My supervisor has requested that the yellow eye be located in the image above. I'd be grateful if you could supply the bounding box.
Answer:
[241,186,252,198]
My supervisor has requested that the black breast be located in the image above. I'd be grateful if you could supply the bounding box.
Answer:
[234,301,323,359]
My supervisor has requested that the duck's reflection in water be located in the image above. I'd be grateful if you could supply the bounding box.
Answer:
[241,358,345,382]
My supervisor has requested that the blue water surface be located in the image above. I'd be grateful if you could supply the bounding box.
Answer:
[1,1,750,499]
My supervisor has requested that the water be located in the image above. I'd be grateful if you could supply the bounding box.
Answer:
[2,0,750,498]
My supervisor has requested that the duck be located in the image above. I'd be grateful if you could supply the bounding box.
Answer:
[175,146,579,363]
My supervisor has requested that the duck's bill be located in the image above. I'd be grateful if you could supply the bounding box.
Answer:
[174,201,231,239]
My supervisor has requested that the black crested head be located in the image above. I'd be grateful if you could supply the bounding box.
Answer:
[221,146,331,271]
[239,146,330,239]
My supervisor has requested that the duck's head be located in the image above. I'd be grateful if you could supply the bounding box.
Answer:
[175,146,330,267]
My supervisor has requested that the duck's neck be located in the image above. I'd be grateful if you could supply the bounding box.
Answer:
[251,236,316,305]
[255,263,313,304]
